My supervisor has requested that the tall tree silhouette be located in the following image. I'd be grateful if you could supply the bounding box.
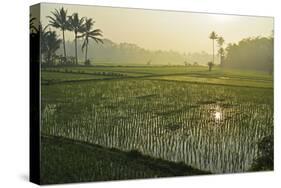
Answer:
[47,7,69,63]
[78,18,103,65]
[209,31,218,64]
[38,23,49,64]
[30,16,38,33]
[225,37,273,72]
[68,13,85,65]
[43,31,62,65]
[30,17,50,65]
[30,16,40,66]
[217,36,225,65]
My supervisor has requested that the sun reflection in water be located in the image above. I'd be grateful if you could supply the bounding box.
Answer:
[214,111,222,121]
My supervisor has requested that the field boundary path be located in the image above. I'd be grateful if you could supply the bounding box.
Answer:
[41,70,273,89]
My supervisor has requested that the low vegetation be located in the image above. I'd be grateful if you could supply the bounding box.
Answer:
[41,135,209,184]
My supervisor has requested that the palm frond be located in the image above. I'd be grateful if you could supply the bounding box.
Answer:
[89,32,103,37]
[68,13,85,33]
[47,7,69,30]
[77,34,86,38]
[93,37,103,44]
[209,31,218,40]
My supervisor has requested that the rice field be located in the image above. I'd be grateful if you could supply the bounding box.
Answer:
[41,68,273,174]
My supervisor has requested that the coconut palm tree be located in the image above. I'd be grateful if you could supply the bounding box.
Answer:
[38,23,49,65]
[209,31,218,65]
[217,36,225,65]
[47,7,68,63]
[30,16,38,34]
[43,31,62,65]
[78,18,103,65]
[30,17,50,65]
[68,13,85,65]
[30,16,40,65]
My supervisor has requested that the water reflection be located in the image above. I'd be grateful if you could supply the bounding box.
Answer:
[213,106,223,122]
[214,111,222,121]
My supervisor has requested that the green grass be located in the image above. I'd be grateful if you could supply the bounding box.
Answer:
[43,66,212,77]
[42,67,151,77]
[41,135,209,184]
[42,66,273,88]
[150,75,272,88]
[42,71,114,82]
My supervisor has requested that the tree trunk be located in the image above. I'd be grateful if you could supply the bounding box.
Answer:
[40,49,43,66]
[50,55,53,66]
[212,39,215,64]
[85,42,88,65]
[47,52,51,66]
[75,32,78,65]
[62,29,66,64]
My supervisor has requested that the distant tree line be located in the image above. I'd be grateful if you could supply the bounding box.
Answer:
[57,39,217,66]
[207,31,273,73]
[224,36,273,73]
[31,10,273,72]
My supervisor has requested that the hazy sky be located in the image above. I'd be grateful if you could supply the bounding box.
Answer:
[39,3,273,54]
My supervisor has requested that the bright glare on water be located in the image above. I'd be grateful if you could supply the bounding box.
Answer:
[214,111,222,121]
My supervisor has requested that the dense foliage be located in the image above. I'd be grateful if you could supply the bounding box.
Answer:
[224,37,273,73]
[250,134,274,171]
[41,31,62,65]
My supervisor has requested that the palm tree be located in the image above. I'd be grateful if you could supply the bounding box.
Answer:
[30,16,38,34]
[29,17,49,65]
[30,16,40,65]
[47,7,68,63]
[209,31,218,65]
[78,18,103,65]
[38,23,49,65]
[68,13,85,65]
[217,36,225,65]
[43,31,62,65]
